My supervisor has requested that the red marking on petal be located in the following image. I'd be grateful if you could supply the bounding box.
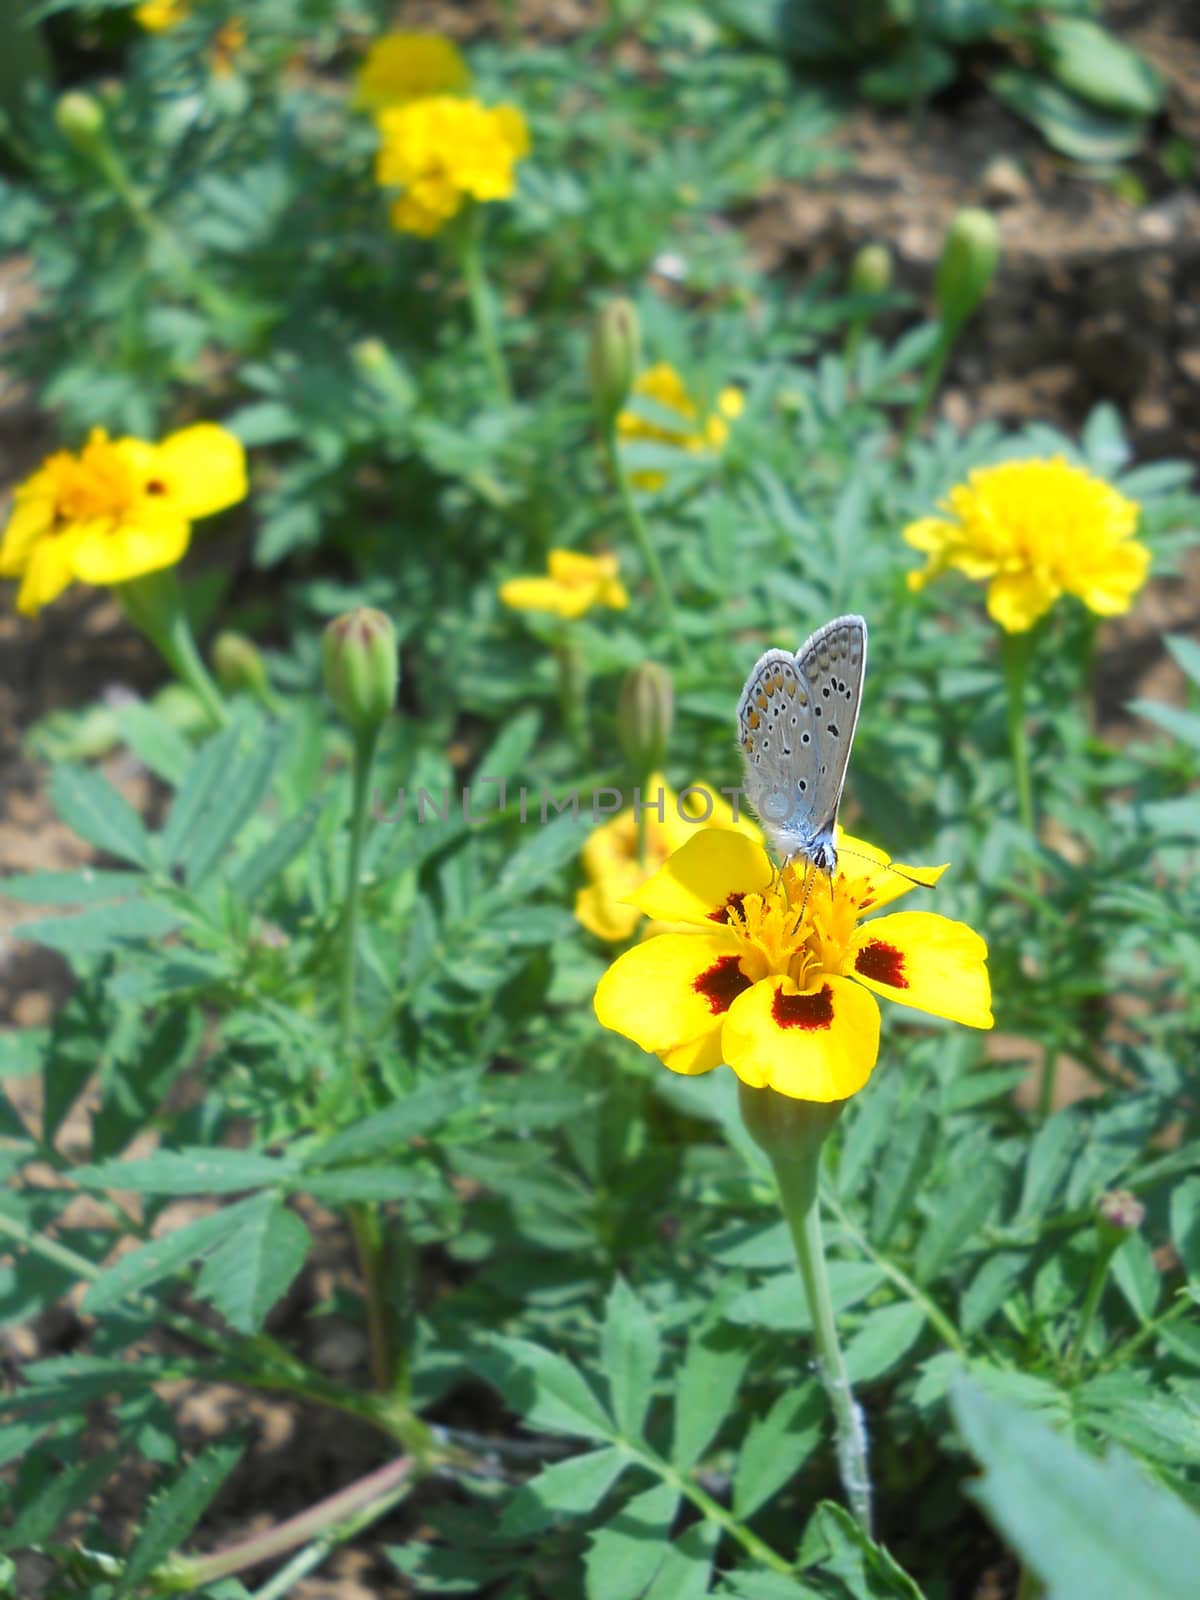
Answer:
[772,984,834,1031]
[693,954,751,1014]
[707,891,747,925]
[855,939,908,988]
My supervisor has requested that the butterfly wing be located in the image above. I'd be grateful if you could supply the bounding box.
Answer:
[737,647,823,856]
[792,614,868,844]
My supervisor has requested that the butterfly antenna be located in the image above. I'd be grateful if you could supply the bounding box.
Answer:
[836,843,932,890]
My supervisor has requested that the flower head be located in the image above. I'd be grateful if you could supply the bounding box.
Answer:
[617,363,744,490]
[0,424,246,616]
[135,0,190,30]
[595,829,992,1101]
[904,457,1148,633]
[355,32,470,110]
[374,95,529,237]
[500,549,627,621]
[577,777,761,943]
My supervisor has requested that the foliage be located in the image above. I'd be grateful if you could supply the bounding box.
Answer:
[0,3,1198,1598]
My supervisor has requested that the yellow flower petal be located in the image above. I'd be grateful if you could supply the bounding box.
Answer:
[722,975,880,1102]
[575,878,642,944]
[985,570,1059,633]
[14,532,82,616]
[1074,538,1151,616]
[594,930,751,1062]
[846,911,993,1029]
[151,425,248,520]
[631,828,773,926]
[659,1030,728,1076]
[834,831,948,912]
[70,513,191,586]
[354,33,470,111]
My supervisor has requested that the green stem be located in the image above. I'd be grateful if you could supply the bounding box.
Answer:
[625,1443,793,1575]
[738,1085,872,1535]
[165,1453,416,1590]
[604,430,684,658]
[458,209,512,404]
[900,322,953,450]
[116,570,229,730]
[555,627,589,757]
[1001,631,1035,837]
[1068,1239,1119,1378]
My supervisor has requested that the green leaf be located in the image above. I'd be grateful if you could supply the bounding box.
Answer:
[0,1451,120,1553]
[115,1439,244,1597]
[72,1147,294,1195]
[798,1501,925,1597]
[671,1328,749,1471]
[727,1262,885,1330]
[238,800,323,904]
[1170,1175,1200,1278]
[643,1519,720,1600]
[870,1104,937,1246]
[83,1196,261,1314]
[844,1302,927,1384]
[733,1382,824,1518]
[49,764,152,867]
[14,898,182,956]
[1038,18,1165,118]
[1129,699,1200,752]
[480,1336,614,1442]
[960,1251,1030,1337]
[951,1377,1200,1599]
[1,868,142,905]
[500,1446,628,1536]
[1110,1233,1161,1323]
[184,725,282,887]
[114,699,195,784]
[194,1194,310,1334]
[584,1481,679,1600]
[308,1077,472,1168]
[1165,634,1200,691]
[297,1166,438,1204]
[601,1277,662,1441]
[991,69,1146,164]
[1018,1109,1084,1221]
[915,1147,1005,1282]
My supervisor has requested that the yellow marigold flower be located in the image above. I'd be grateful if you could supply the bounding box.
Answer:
[500,549,627,621]
[617,363,744,489]
[135,0,190,31]
[211,17,246,77]
[0,424,247,617]
[595,829,992,1102]
[355,33,470,110]
[903,456,1148,634]
[374,95,529,237]
[576,775,762,943]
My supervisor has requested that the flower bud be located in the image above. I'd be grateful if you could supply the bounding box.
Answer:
[1096,1188,1145,1246]
[849,243,892,297]
[617,660,673,776]
[934,208,1000,332]
[54,91,106,155]
[589,298,640,429]
[212,630,268,699]
[322,608,398,735]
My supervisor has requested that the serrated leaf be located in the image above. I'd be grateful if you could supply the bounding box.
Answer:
[238,800,323,904]
[500,1446,628,1537]
[83,1197,261,1314]
[1129,699,1200,751]
[72,1147,294,1195]
[114,700,195,784]
[1018,1110,1084,1221]
[584,1481,679,1600]
[844,1302,927,1384]
[297,1166,438,1204]
[951,1378,1200,1599]
[643,1519,720,1600]
[195,1195,310,1334]
[1110,1232,1161,1323]
[1169,1175,1200,1278]
[671,1328,749,1471]
[961,1251,1030,1337]
[991,69,1147,163]
[14,898,183,956]
[184,724,281,887]
[50,764,152,867]
[1,1451,120,1553]
[733,1382,823,1518]
[601,1277,662,1441]
[798,1500,925,1597]
[480,1336,614,1441]
[116,1438,244,1597]
[870,1105,937,1246]
[727,1262,885,1330]
[1,868,142,905]
[308,1077,472,1168]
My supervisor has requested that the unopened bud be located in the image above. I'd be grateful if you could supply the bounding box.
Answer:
[55,91,106,154]
[212,631,268,699]
[849,243,892,297]
[352,338,415,407]
[617,660,673,776]
[322,608,398,735]
[1096,1189,1145,1245]
[934,208,1000,332]
[589,298,640,429]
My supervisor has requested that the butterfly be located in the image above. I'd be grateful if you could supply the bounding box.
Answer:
[737,615,868,878]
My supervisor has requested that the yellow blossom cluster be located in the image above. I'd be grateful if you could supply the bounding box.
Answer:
[617,363,745,488]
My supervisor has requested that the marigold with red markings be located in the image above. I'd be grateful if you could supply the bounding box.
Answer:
[593,829,992,1102]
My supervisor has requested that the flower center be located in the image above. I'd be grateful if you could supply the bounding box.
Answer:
[719,866,866,989]
[45,432,139,528]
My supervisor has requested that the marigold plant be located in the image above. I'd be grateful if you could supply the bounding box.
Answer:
[617,362,744,488]
[374,96,530,237]
[903,456,1148,633]
[0,424,246,615]
[595,828,992,1100]
[500,549,627,620]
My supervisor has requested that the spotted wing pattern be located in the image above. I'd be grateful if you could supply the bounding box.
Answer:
[737,615,868,867]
